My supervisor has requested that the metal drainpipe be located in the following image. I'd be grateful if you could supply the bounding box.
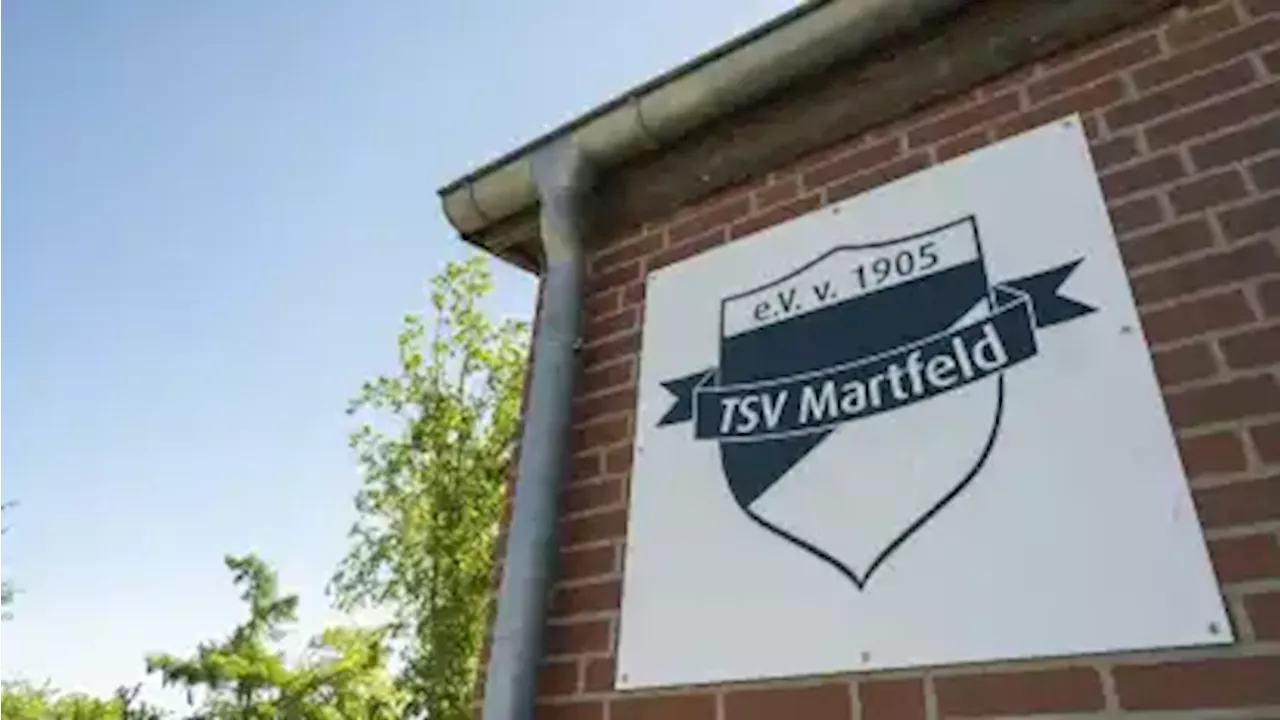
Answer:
[482,138,591,720]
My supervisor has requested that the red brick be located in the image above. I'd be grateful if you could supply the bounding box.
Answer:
[1148,81,1280,150]
[1250,154,1280,190]
[1090,134,1139,170]
[592,232,664,274]
[1101,153,1186,201]
[668,195,751,245]
[1190,115,1280,171]
[935,667,1104,717]
[827,154,930,204]
[579,358,634,397]
[794,133,866,174]
[1166,3,1242,48]
[1246,0,1280,17]
[1195,475,1280,527]
[755,176,799,208]
[1169,169,1250,215]
[802,137,901,190]
[575,387,636,425]
[908,92,1020,147]
[537,701,603,720]
[581,332,640,370]
[1263,279,1280,316]
[585,288,619,320]
[998,79,1126,137]
[1180,429,1250,476]
[544,619,612,656]
[1135,18,1280,90]
[572,452,602,482]
[589,261,642,298]
[552,578,622,618]
[559,545,616,581]
[1108,195,1165,235]
[1115,655,1280,710]
[1120,217,1214,269]
[1140,289,1256,344]
[1219,194,1280,240]
[1130,241,1280,306]
[621,280,645,308]
[724,683,851,720]
[730,193,822,240]
[1030,34,1161,102]
[604,444,633,474]
[936,128,991,162]
[896,88,980,137]
[1246,591,1280,639]
[1108,59,1257,131]
[1153,341,1218,385]
[1209,532,1280,582]
[1166,374,1280,428]
[1253,420,1280,463]
[859,678,925,720]
[561,509,627,547]
[1220,324,1280,369]
[539,660,580,698]
[650,227,727,270]
[583,657,615,692]
[611,693,716,720]
[574,416,629,449]
[585,307,638,342]
[561,477,624,516]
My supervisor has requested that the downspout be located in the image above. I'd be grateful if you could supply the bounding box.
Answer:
[482,138,591,720]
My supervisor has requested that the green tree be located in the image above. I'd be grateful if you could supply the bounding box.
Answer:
[146,554,404,720]
[1,681,165,720]
[330,256,530,720]
[1,681,118,720]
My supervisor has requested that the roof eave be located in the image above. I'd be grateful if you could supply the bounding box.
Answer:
[435,0,968,265]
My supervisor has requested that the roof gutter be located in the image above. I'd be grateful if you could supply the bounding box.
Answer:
[437,0,969,255]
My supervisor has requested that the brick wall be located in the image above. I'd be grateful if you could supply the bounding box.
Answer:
[499,0,1280,717]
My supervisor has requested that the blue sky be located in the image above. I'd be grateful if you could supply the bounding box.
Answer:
[2,0,795,704]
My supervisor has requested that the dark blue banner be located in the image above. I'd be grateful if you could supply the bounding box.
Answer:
[658,262,1091,442]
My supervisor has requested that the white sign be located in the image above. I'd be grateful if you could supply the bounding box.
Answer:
[614,116,1230,690]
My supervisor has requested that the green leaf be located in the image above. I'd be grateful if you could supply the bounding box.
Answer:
[332,256,529,720]
[142,554,405,719]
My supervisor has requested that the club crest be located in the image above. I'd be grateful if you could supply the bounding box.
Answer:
[655,215,1094,589]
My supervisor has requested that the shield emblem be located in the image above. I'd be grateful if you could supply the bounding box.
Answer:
[716,216,1002,588]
